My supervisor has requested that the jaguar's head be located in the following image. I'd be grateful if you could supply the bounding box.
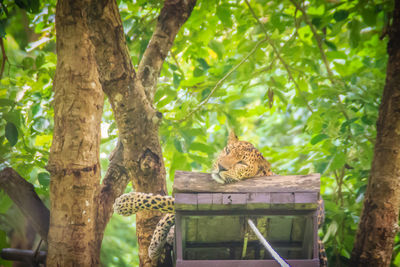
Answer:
[211,131,273,184]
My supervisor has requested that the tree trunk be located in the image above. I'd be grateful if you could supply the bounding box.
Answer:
[45,0,196,266]
[350,2,400,266]
[46,0,104,265]
[86,1,196,265]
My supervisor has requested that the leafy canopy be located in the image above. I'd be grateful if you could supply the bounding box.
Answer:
[0,0,397,266]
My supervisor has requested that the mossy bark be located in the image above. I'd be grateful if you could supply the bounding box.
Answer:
[350,2,400,266]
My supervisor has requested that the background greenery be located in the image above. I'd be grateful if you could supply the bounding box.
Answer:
[0,0,397,266]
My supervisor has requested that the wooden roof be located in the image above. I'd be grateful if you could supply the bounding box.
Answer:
[173,171,320,194]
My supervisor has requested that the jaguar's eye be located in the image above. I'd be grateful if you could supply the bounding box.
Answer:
[224,147,230,154]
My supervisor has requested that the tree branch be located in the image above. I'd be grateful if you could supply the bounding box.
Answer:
[96,140,130,232]
[175,38,268,123]
[170,50,185,79]
[0,38,8,80]
[244,0,313,113]
[138,0,197,102]
[289,0,350,120]
[289,0,333,78]
[87,1,197,265]
[0,168,49,241]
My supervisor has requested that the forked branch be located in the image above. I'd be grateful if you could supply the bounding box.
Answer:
[245,0,313,113]
[289,0,350,120]
[138,0,197,102]
[0,167,49,240]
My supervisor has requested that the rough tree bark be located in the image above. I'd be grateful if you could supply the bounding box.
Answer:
[0,1,195,266]
[87,1,196,266]
[46,0,105,265]
[350,2,400,266]
[40,0,196,266]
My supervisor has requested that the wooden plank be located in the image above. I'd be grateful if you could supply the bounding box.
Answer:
[176,193,197,211]
[247,193,271,210]
[271,192,294,209]
[211,193,223,210]
[175,213,183,260]
[173,171,320,194]
[295,192,318,203]
[222,194,247,205]
[294,192,319,210]
[175,259,320,267]
[301,215,314,259]
[313,210,319,260]
[197,194,213,210]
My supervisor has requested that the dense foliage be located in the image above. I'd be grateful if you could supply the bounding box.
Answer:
[0,0,397,266]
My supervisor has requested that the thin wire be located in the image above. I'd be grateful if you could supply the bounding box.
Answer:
[247,219,291,267]
[175,38,268,123]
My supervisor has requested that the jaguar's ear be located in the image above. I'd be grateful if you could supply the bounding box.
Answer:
[228,130,239,144]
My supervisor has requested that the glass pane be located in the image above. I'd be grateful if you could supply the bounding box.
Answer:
[181,214,314,260]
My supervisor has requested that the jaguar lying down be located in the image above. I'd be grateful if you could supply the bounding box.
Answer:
[113,131,327,266]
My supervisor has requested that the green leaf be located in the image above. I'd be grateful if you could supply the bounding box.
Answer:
[36,53,46,68]
[216,4,232,27]
[310,134,328,145]
[361,115,374,126]
[314,161,329,174]
[0,20,6,38]
[209,40,224,59]
[340,118,358,133]
[15,0,40,12]
[0,98,15,107]
[349,20,361,48]
[311,17,322,28]
[333,10,349,22]
[324,40,337,51]
[189,142,215,154]
[0,231,11,267]
[196,58,209,70]
[22,57,35,70]
[174,138,184,153]
[38,172,50,187]
[31,104,41,117]
[173,73,181,88]
[323,221,339,243]
[0,192,12,213]
[5,122,18,146]
[330,152,346,170]
[193,67,204,77]
[361,7,377,26]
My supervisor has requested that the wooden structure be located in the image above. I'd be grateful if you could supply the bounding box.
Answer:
[173,171,321,267]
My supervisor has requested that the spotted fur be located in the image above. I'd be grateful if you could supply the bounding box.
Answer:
[211,131,273,183]
[148,214,175,260]
[113,132,327,266]
[113,192,174,216]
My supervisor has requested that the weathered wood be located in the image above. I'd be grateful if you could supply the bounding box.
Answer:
[197,194,212,210]
[175,259,320,267]
[173,171,320,193]
[176,194,197,210]
[173,171,321,265]
[247,193,271,210]
[175,193,318,211]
